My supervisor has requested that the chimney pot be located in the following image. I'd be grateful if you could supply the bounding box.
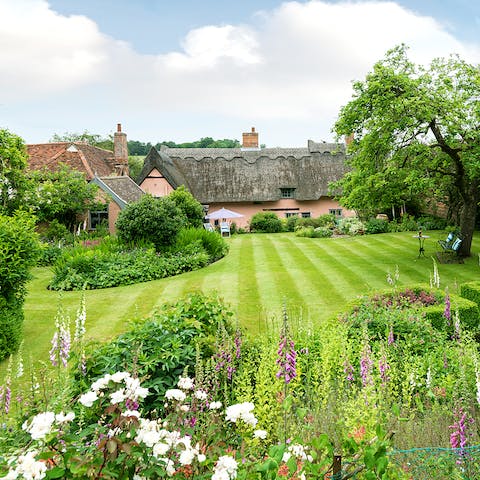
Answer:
[242,127,259,149]
[113,123,129,176]
[117,123,122,132]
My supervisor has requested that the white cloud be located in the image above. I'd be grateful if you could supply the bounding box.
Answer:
[2,0,480,146]
[0,0,112,99]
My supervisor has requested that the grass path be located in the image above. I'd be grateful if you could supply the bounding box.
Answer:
[17,230,480,369]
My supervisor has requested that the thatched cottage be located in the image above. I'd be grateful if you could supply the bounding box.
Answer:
[137,128,353,228]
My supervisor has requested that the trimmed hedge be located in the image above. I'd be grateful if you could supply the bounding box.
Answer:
[460,282,480,311]
[342,284,479,339]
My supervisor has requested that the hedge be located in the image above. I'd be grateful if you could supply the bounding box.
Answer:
[342,284,479,336]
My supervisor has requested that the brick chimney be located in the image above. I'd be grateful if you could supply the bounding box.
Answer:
[242,127,259,149]
[344,133,354,148]
[113,123,129,176]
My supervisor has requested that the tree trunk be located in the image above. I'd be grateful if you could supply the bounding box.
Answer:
[458,181,479,257]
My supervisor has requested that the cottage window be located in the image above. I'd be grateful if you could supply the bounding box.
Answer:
[329,208,343,217]
[301,212,311,218]
[280,188,295,199]
[285,212,298,218]
[89,209,108,230]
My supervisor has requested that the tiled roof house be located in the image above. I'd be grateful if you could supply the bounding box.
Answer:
[27,124,141,232]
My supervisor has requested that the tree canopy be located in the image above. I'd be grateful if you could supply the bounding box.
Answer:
[333,45,480,256]
[28,165,99,231]
[0,129,31,214]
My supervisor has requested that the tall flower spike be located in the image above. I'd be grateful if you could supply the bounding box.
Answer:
[276,305,297,384]
[444,291,451,325]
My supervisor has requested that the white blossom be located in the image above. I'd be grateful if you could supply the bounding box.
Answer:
[212,455,238,480]
[12,450,47,480]
[209,401,222,410]
[225,402,257,427]
[111,371,130,383]
[253,429,268,439]
[55,412,75,423]
[22,412,55,440]
[177,376,195,390]
[165,389,186,402]
[110,389,126,405]
[194,389,208,400]
[79,391,98,407]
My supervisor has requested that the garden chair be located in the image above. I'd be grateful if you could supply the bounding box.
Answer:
[220,222,230,237]
[438,232,454,250]
[440,234,463,255]
[203,223,214,232]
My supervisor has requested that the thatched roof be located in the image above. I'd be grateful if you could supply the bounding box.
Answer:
[137,140,347,203]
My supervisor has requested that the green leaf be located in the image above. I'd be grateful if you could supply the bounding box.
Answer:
[46,467,65,479]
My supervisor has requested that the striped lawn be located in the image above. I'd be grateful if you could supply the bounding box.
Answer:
[17,230,480,369]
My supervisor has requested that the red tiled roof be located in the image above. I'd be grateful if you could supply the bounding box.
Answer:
[26,142,117,180]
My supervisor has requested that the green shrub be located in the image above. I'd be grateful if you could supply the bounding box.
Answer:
[460,282,480,310]
[249,212,283,233]
[0,296,23,360]
[417,215,448,230]
[387,214,418,232]
[37,242,63,266]
[343,285,479,346]
[336,217,365,235]
[285,215,299,232]
[73,292,234,414]
[0,211,40,359]
[295,226,333,238]
[116,194,186,250]
[38,219,71,242]
[296,214,336,229]
[49,239,210,290]
[168,185,205,228]
[174,227,229,262]
[365,218,389,234]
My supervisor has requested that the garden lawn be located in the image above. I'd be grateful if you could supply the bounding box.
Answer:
[15,230,480,371]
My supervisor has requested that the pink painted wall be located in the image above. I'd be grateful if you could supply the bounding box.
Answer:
[206,198,355,229]
[139,172,355,229]
[140,168,174,197]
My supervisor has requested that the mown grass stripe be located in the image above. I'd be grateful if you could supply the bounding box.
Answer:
[258,236,305,307]
[297,240,366,301]
[274,235,346,307]
[237,235,265,331]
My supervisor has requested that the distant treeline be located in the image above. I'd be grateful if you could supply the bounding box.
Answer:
[50,132,240,156]
[128,137,241,155]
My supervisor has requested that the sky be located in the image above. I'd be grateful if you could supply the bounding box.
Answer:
[1,0,479,147]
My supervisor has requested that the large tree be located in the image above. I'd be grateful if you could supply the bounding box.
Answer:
[28,165,99,231]
[333,45,480,256]
[0,129,31,214]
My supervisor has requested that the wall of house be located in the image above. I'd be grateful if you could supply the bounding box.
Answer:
[206,198,355,229]
[140,168,174,197]
[108,201,121,234]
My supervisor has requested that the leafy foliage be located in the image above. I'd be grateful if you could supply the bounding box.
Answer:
[0,129,30,214]
[49,238,210,290]
[74,293,234,414]
[0,211,40,359]
[295,226,333,238]
[174,227,229,262]
[168,186,205,228]
[27,165,99,230]
[116,194,186,250]
[333,44,480,255]
[249,212,284,233]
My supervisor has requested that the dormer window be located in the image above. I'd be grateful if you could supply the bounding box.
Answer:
[280,188,295,199]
